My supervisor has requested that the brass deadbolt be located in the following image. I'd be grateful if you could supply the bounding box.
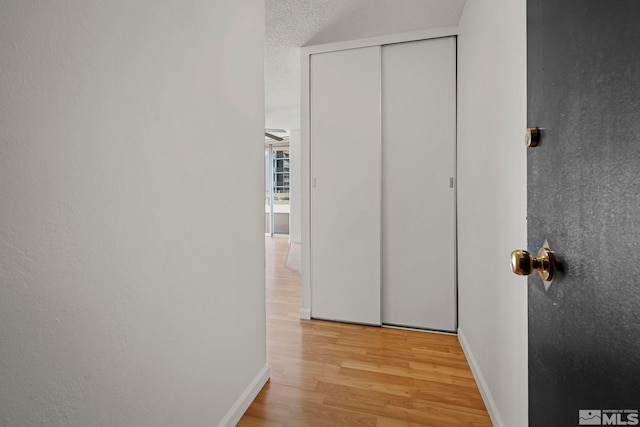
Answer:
[525,127,541,147]
[511,245,556,282]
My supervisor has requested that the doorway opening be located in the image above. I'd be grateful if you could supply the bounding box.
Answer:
[265,132,290,236]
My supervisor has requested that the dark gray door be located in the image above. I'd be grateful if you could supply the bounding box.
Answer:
[528,1,640,426]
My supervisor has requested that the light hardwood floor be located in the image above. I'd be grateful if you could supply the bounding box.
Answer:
[238,237,492,427]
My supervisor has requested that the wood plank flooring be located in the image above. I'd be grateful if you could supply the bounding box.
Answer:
[238,237,492,427]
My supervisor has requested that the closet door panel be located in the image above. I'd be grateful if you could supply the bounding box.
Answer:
[310,47,381,325]
[381,38,456,331]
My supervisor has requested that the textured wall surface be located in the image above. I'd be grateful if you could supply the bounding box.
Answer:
[457,1,527,426]
[528,1,640,425]
[0,1,266,425]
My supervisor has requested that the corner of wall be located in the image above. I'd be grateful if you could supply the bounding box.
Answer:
[458,328,505,427]
[217,365,270,427]
[289,129,302,244]
[299,308,311,320]
[456,0,528,425]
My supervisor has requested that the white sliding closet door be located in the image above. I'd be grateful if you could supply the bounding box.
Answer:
[310,47,381,325]
[381,38,456,332]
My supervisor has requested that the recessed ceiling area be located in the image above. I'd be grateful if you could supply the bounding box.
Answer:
[265,0,467,130]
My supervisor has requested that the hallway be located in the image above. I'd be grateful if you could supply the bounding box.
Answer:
[238,237,491,426]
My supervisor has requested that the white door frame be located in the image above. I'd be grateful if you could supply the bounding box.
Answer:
[299,26,459,320]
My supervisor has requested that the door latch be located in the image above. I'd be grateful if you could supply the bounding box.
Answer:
[525,127,541,147]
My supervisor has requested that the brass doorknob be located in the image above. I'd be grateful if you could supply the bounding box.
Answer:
[511,244,556,282]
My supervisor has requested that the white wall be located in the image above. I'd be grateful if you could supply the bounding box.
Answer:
[456,1,527,426]
[289,129,302,243]
[0,1,267,426]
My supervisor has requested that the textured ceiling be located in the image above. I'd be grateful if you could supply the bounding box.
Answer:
[265,0,466,130]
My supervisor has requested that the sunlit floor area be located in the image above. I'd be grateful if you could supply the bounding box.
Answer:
[238,237,492,427]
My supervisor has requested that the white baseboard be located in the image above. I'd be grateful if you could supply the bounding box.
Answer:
[299,307,311,320]
[217,363,270,427]
[457,328,504,427]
